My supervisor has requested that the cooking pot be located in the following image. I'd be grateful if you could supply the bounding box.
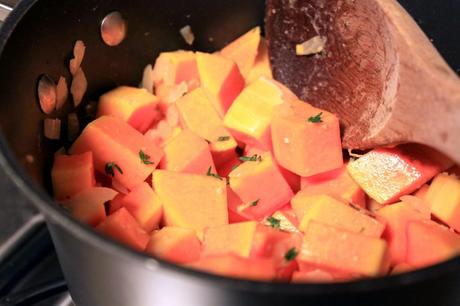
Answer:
[0,1,459,305]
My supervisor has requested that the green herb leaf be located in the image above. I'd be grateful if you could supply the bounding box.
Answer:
[206,166,223,180]
[239,154,263,162]
[231,164,240,171]
[139,150,154,165]
[307,112,323,123]
[217,136,231,142]
[250,199,260,207]
[284,248,298,262]
[105,162,123,177]
[267,216,281,229]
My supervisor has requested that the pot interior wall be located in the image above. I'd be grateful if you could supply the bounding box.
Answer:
[0,0,458,195]
[0,0,265,192]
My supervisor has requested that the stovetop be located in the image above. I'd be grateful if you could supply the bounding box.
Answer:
[0,2,73,304]
[0,167,73,306]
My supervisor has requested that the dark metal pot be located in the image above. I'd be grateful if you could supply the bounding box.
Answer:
[0,0,459,305]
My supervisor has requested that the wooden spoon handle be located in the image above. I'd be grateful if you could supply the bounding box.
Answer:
[362,0,460,164]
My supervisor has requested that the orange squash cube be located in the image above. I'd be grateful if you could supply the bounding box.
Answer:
[425,173,460,231]
[291,194,384,238]
[271,100,343,177]
[376,201,429,265]
[300,165,366,208]
[116,182,162,232]
[146,227,201,264]
[220,27,261,78]
[347,144,452,204]
[228,152,293,221]
[152,170,228,234]
[62,187,117,226]
[407,220,460,269]
[160,129,216,175]
[51,151,95,200]
[152,51,200,104]
[97,86,160,133]
[223,77,287,149]
[270,209,300,233]
[203,221,258,257]
[97,207,150,251]
[70,116,163,190]
[196,52,245,116]
[250,225,302,281]
[176,88,238,166]
[190,254,276,281]
[246,38,272,84]
[299,221,388,277]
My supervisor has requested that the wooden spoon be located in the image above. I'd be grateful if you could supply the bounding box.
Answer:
[266,0,460,163]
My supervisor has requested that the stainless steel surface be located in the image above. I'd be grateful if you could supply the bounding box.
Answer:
[0,2,12,22]
[100,11,127,46]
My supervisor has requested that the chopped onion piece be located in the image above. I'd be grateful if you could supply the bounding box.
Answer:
[54,147,66,156]
[296,35,325,56]
[37,74,56,114]
[71,68,88,107]
[55,76,68,110]
[67,113,80,141]
[159,82,188,104]
[69,40,86,75]
[25,154,35,163]
[44,118,61,140]
[141,64,154,93]
[180,25,195,45]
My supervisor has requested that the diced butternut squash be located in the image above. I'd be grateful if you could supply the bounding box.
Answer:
[406,220,460,269]
[414,184,430,199]
[160,129,215,175]
[391,263,415,275]
[226,187,248,223]
[376,201,429,265]
[220,27,261,78]
[152,51,200,104]
[300,165,366,208]
[292,270,334,283]
[347,144,452,204]
[228,152,293,221]
[69,116,163,190]
[203,221,258,257]
[294,263,358,282]
[279,166,301,194]
[246,38,272,84]
[299,221,388,277]
[116,182,162,232]
[52,151,95,200]
[146,227,201,264]
[97,207,149,251]
[108,193,124,214]
[224,77,287,149]
[97,86,160,133]
[245,146,300,192]
[62,187,117,226]
[152,170,228,234]
[291,194,384,238]
[176,88,238,166]
[189,254,276,281]
[271,99,343,177]
[196,52,245,116]
[250,225,302,281]
[270,209,299,233]
[425,173,460,231]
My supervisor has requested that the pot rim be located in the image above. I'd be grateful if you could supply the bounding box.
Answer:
[1,0,459,296]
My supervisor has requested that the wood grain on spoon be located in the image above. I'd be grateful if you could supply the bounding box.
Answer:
[266,0,460,163]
